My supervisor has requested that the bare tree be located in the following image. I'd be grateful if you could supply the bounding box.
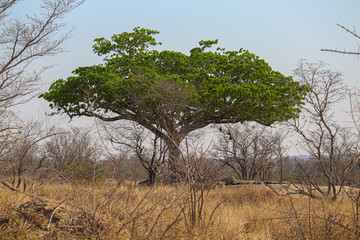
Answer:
[288,60,359,200]
[216,122,281,181]
[44,127,104,181]
[0,111,17,159]
[182,140,220,228]
[0,0,86,182]
[0,119,56,189]
[104,122,168,185]
[348,90,360,185]
[350,90,360,137]
[272,128,290,183]
[0,0,85,127]
[321,24,360,56]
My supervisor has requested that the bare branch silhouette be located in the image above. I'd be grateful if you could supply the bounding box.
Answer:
[321,24,360,56]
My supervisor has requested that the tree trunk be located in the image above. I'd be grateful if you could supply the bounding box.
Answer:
[280,156,283,182]
[167,139,184,183]
[148,168,156,186]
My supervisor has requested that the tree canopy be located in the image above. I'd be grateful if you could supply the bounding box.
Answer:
[41,27,306,151]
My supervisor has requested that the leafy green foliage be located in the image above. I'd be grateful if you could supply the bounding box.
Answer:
[41,27,306,144]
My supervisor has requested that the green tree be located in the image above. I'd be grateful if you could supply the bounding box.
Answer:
[41,27,306,179]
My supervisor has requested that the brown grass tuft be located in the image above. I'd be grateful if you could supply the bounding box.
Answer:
[0,181,359,239]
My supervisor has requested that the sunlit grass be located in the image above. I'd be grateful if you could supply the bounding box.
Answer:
[0,180,359,239]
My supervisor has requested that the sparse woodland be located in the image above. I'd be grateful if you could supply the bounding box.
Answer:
[1,1,360,239]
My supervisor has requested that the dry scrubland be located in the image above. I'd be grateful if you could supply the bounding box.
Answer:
[0,180,359,240]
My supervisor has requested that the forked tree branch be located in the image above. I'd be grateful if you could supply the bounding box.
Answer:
[321,24,360,56]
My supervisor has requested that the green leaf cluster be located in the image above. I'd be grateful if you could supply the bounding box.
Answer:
[40,27,306,139]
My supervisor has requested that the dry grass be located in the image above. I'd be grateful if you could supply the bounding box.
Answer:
[0,180,359,239]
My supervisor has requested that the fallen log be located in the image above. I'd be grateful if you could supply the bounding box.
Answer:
[232,180,289,185]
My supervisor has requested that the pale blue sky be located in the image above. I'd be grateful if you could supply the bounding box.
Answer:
[12,0,360,125]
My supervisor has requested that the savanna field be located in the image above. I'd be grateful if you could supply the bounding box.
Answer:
[1,1,360,240]
[0,179,359,240]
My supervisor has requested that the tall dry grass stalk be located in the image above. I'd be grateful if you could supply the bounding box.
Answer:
[0,181,359,239]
